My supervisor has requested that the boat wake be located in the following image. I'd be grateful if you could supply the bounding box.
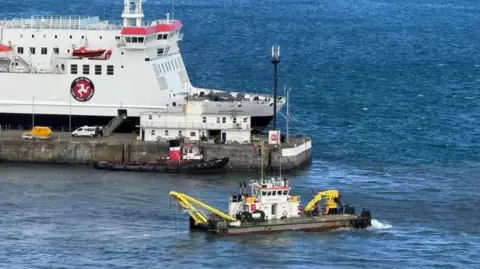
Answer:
[370,219,392,230]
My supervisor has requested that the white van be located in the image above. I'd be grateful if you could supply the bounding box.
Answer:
[71,126,98,137]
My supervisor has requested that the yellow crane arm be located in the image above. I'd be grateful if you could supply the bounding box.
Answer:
[303,190,339,212]
[169,191,237,225]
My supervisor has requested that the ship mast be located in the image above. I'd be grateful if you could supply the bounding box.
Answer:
[122,0,144,27]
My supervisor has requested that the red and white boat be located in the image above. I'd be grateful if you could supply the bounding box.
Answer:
[72,47,107,58]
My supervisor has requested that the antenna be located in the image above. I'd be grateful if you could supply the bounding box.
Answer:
[171,0,175,20]
[271,45,281,130]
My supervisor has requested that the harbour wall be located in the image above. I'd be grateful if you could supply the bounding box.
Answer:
[0,137,312,172]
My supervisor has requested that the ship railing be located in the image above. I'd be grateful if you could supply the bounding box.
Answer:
[0,16,125,30]
[140,121,250,130]
[191,87,280,102]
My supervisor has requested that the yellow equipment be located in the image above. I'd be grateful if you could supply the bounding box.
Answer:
[304,190,340,214]
[30,126,52,138]
[169,191,237,225]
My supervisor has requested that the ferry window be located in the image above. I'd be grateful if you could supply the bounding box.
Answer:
[41,47,47,55]
[190,132,196,137]
[29,47,35,55]
[202,117,206,123]
[115,36,120,40]
[69,35,72,39]
[222,117,226,123]
[55,35,57,39]
[172,102,176,107]
[95,65,102,75]
[107,65,114,75]
[272,191,276,196]
[165,130,168,136]
[233,117,237,124]
[83,65,90,75]
[43,34,46,38]
[277,191,282,195]
[151,130,155,136]
[53,47,59,54]
[61,64,65,71]
[283,190,288,195]
[99,36,102,40]
[157,48,164,57]
[138,37,144,43]
[70,64,77,74]
[148,115,152,120]
[17,47,24,54]
[216,117,220,123]
[178,130,182,136]
[157,35,161,40]
[20,34,23,38]
[132,37,138,43]
[163,34,168,39]
[32,34,35,38]
[169,33,174,38]
[243,117,247,123]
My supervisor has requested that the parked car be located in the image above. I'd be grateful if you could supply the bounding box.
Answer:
[71,126,99,137]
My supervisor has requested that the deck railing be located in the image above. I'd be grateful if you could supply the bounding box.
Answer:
[139,121,250,130]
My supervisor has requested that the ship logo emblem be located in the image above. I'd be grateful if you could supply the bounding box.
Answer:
[71,77,94,102]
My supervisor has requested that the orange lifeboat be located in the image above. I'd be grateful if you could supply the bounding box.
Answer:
[72,46,107,58]
[0,44,12,52]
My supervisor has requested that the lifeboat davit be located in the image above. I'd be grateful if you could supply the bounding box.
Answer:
[0,44,12,52]
[72,46,107,58]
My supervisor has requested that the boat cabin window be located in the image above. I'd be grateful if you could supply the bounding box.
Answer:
[277,190,283,195]
[29,47,35,55]
[83,65,90,75]
[70,64,78,75]
[41,47,47,55]
[17,47,24,54]
[107,65,114,75]
[272,191,276,196]
[262,191,267,196]
[267,191,271,196]
[125,37,131,43]
[138,37,144,43]
[95,65,102,75]
[283,190,288,195]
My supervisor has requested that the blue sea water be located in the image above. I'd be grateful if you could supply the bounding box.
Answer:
[1,0,479,268]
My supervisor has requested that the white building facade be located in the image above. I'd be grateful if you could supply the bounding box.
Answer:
[138,100,252,144]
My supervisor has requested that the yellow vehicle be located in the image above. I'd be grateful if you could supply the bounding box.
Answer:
[21,126,52,140]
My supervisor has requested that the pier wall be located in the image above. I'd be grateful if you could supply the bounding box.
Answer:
[0,138,312,171]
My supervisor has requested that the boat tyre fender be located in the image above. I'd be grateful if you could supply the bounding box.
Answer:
[252,209,266,221]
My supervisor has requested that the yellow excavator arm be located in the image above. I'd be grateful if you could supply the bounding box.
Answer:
[303,190,340,213]
[169,191,237,225]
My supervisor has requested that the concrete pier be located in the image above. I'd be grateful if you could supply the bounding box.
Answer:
[0,131,312,172]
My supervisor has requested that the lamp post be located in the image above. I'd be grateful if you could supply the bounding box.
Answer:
[271,44,280,129]
[32,96,35,128]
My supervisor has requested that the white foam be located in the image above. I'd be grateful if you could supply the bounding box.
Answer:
[371,219,392,230]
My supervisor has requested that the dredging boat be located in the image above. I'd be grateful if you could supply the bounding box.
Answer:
[169,176,372,235]
[93,140,229,173]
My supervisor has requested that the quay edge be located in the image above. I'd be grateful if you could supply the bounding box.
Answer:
[0,137,312,172]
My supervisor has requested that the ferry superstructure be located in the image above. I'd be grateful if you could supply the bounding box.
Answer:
[0,0,285,132]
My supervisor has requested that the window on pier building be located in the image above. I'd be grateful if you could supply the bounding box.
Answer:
[222,117,226,124]
[233,117,237,124]
[243,117,248,123]
[202,117,206,123]
[178,131,182,137]
[70,64,78,74]
[83,65,90,75]
[165,130,169,136]
[107,65,114,75]
[151,130,155,136]
[190,132,196,137]
[216,117,220,123]
[29,47,35,55]
[41,47,47,55]
[148,115,152,120]
[95,65,102,75]
[17,47,24,54]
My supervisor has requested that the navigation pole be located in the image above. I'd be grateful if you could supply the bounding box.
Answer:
[271,45,280,129]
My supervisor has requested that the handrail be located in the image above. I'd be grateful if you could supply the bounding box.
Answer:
[140,121,249,130]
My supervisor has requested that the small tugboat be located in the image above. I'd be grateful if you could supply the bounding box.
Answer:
[169,177,372,235]
[93,140,229,173]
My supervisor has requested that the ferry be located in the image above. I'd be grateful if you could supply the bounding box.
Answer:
[0,0,285,132]
[169,176,372,235]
